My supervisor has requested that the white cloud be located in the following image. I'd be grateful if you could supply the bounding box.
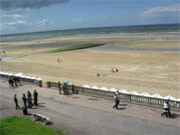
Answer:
[0,14,26,18]
[0,19,51,34]
[0,20,28,34]
[0,20,27,27]
[7,20,27,26]
[37,19,50,26]
[144,4,180,16]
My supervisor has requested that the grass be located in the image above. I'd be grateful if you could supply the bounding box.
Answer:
[0,116,65,135]
[48,43,104,53]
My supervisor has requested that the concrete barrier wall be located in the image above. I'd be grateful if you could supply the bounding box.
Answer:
[0,74,42,87]
[47,81,180,111]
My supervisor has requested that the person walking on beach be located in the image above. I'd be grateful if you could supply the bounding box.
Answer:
[33,90,38,106]
[22,94,27,107]
[57,58,60,63]
[113,93,119,109]
[14,94,20,110]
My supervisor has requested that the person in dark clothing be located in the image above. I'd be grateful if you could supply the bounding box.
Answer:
[16,78,22,86]
[72,84,75,94]
[8,79,14,88]
[22,94,27,107]
[13,78,18,87]
[167,101,172,117]
[14,94,20,110]
[58,81,61,94]
[27,91,32,98]
[22,105,28,115]
[27,96,32,108]
[113,94,119,109]
[33,90,38,106]
[27,91,32,108]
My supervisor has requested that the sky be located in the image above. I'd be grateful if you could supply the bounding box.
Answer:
[0,0,179,35]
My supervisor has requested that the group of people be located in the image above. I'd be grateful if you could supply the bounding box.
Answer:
[8,78,22,88]
[57,58,62,63]
[14,90,39,115]
[57,81,77,95]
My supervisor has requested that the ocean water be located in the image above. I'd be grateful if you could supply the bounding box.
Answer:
[0,23,179,42]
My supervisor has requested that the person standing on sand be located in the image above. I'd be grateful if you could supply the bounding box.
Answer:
[14,94,20,110]
[57,58,60,63]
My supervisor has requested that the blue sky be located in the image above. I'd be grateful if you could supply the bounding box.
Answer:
[0,0,179,34]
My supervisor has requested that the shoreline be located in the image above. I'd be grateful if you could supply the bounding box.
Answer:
[0,32,179,46]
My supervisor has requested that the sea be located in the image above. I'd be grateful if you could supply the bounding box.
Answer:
[0,23,179,42]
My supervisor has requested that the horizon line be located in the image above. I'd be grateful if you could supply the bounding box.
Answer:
[0,23,179,37]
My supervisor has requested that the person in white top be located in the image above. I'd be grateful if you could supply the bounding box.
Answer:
[113,93,120,109]
[161,100,170,118]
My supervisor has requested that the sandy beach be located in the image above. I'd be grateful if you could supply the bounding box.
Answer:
[0,33,180,98]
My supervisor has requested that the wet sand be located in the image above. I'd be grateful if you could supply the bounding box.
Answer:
[0,33,180,98]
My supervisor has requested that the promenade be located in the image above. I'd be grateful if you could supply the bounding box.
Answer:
[0,79,180,135]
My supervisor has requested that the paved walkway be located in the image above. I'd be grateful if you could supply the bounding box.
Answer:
[0,79,180,135]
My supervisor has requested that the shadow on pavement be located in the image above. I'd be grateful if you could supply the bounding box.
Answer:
[120,104,128,106]
[161,113,180,119]
[47,121,54,126]
[22,113,32,116]
[88,98,99,101]
[117,107,126,110]
[170,114,180,119]
[28,107,37,109]
[72,97,80,99]
[38,103,45,105]
[37,105,45,107]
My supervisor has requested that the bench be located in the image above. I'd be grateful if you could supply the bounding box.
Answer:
[33,114,50,125]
